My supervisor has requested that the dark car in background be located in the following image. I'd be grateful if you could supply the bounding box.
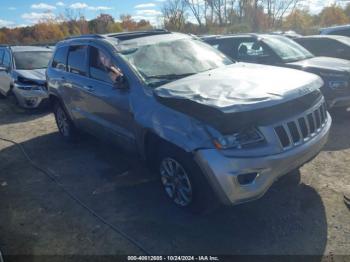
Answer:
[202,34,350,109]
[0,45,52,108]
[295,35,350,61]
[320,24,350,37]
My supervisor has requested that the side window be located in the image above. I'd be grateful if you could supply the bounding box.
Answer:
[325,40,345,56]
[298,39,322,55]
[306,39,339,56]
[236,41,270,62]
[67,45,88,76]
[89,46,120,84]
[3,51,11,68]
[52,47,68,71]
[0,49,4,65]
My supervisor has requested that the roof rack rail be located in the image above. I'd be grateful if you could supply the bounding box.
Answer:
[65,34,106,40]
[105,29,171,40]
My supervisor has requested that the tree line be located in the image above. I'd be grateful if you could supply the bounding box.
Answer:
[161,0,350,35]
[0,13,152,45]
[1,1,350,45]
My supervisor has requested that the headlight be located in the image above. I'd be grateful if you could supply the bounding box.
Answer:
[213,127,265,150]
[15,77,43,91]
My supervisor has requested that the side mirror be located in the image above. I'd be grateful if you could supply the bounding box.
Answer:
[113,75,129,90]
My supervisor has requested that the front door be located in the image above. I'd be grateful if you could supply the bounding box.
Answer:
[86,45,136,152]
[0,49,12,96]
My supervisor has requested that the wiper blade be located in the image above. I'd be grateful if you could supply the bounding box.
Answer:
[146,73,195,80]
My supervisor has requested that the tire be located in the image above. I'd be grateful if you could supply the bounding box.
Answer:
[53,101,77,141]
[157,143,219,214]
[8,92,19,106]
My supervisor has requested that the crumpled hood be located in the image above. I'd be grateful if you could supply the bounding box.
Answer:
[287,57,350,73]
[15,69,46,83]
[154,63,323,113]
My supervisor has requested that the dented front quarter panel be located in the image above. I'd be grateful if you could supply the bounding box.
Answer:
[130,85,214,153]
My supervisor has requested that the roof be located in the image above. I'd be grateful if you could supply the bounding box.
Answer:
[201,33,287,41]
[296,34,350,46]
[58,30,190,51]
[63,30,171,42]
[320,24,350,34]
[105,29,171,41]
[298,35,347,40]
[9,46,53,52]
[201,33,260,41]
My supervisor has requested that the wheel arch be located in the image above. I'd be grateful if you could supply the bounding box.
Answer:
[141,129,194,168]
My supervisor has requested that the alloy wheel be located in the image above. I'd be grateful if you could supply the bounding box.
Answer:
[56,107,70,137]
[160,157,193,207]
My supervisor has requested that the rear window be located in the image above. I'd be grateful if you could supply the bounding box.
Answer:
[67,45,88,76]
[13,51,52,70]
[52,47,68,71]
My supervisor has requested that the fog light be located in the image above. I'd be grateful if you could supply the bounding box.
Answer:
[237,173,258,185]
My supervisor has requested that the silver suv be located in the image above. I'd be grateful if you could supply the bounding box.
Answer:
[47,31,331,212]
[0,45,52,108]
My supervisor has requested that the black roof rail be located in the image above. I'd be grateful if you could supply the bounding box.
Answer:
[105,29,171,40]
[65,34,106,40]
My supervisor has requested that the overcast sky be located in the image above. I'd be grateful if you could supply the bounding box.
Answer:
[0,0,349,28]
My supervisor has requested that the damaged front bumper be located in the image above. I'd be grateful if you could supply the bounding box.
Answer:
[194,113,332,206]
[12,86,49,109]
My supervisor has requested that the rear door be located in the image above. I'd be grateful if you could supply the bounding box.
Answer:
[62,44,96,130]
[0,49,12,95]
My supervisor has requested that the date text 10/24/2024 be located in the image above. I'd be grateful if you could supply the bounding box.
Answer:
[127,256,220,261]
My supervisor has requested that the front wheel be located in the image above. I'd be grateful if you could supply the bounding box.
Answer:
[160,157,193,207]
[157,144,219,214]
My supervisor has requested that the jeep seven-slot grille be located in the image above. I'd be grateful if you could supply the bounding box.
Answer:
[274,102,328,150]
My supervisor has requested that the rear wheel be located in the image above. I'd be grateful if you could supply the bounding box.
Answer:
[157,143,219,214]
[54,102,77,141]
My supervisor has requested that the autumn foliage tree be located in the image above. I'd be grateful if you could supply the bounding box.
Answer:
[319,5,349,27]
[0,13,153,45]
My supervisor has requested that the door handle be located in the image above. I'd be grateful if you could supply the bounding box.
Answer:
[83,85,95,92]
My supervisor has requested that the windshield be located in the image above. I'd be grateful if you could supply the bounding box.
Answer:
[263,36,314,62]
[14,51,52,70]
[119,38,233,87]
[334,36,350,46]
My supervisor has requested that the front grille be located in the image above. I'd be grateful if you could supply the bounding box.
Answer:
[274,101,328,150]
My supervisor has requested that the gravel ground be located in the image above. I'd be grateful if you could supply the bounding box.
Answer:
[0,98,349,258]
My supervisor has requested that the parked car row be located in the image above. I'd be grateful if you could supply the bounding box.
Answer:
[202,34,350,109]
[0,29,348,213]
[0,45,53,108]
